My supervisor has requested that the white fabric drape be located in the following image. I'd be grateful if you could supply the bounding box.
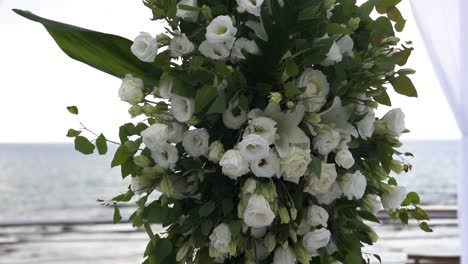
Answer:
[410,1,467,263]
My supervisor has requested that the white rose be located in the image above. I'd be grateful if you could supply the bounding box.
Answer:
[305,163,337,195]
[171,95,195,122]
[362,194,383,214]
[231,38,260,61]
[209,223,231,254]
[131,32,158,63]
[167,122,187,144]
[208,141,225,163]
[220,149,250,179]
[141,123,170,150]
[238,134,270,161]
[131,175,155,195]
[198,40,230,60]
[340,171,367,200]
[247,116,277,144]
[243,194,275,228]
[223,100,247,129]
[279,147,312,184]
[335,149,355,169]
[182,128,210,157]
[307,205,329,227]
[302,228,331,253]
[382,186,408,211]
[315,182,342,205]
[382,108,406,137]
[176,0,199,22]
[357,109,375,139]
[297,68,330,113]
[170,33,195,57]
[313,127,341,155]
[236,0,264,16]
[206,16,237,44]
[321,40,342,66]
[118,74,144,105]
[273,243,296,264]
[250,149,280,178]
[337,34,354,57]
[151,143,179,170]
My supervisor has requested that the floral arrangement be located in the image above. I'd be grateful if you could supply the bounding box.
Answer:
[15,0,431,263]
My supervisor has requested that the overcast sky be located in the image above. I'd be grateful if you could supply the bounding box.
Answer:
[0,0,461,143]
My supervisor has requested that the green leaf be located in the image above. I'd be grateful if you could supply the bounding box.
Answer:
[215,61,231,76]
[199,202,216,217]
[74,136,95,155]
[398,210,409,224]
[111,145,130,167]
[154,238,173,262]
[373,88,392,106]
[372,17,394,37]
[285,83,299,98]
[357,210,380,223]
[67,106,79,115]
[308,158,322,178]
[96,134,108,155]
[229,220,243,237]
[113,203,122,224]
[66,129,81,137]
[207,93,227,114]
[392,75,418,97]
[195,85,217,113]
[393,49,412,66]
[222,199,234,216]
[412,206,430,221]
[375,0,401,14]
[285,59,299,77]
[419,221,433,232]
[201,219,213,236]
[14,9,161,84]
[358,0,376,19]
[405,192,420,205]
[327,23,353,35]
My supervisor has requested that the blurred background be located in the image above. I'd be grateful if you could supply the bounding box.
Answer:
[0,0,461,263]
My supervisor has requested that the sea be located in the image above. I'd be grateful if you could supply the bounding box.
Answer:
[0,141,459,222]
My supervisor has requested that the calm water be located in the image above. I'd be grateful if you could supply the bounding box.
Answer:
[0,141,459,221]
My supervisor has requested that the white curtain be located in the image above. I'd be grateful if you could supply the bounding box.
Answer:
[410,0,467,263]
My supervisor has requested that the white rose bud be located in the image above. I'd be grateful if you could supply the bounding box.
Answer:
[131,32,158,63]
[156,74,174,99]
[243,194,275,228]
[362,194,383,214]
[238,134,270,161]
[236,0,264,16]
[206,15,237,44]
[279,147,311,184]
[171,95,195,122]
[242,178,257,195]
[307,205,329,227]
[382,108,406,137]
[182,128,210,157]
[198,40,230,60]
[313,127,341,156]
[382,185,408,211]
[247,117,277,144]
[223,100,247,129]
[118,74,145,105]
[231,38,260,61]
[141,123,170,150]
[170,33,195,57]
[357,109,376,139]
[297,68,330,113]
[305,163,337,195]
[220,149,250,179]
[250,149,280,178]
[176,0,199,22]
[151,143,179,170]
[340,171,367,200]
[208,141,225,163]
[335,149,355,169]
[209,223,232,254]
[302,228,331,253]
[273,243,296,264]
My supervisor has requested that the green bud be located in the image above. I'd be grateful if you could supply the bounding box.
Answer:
[274,133,281,141]
[389,160,404,174]
[156,33,171,45]
[228,241,237,256]
[399,68,417,75]
[209,246,221,258]
[368,228,379,243]
[306,113,321,124]
[134,155,153,167]
[237,202,245,218]
[155,102,168,111]
[208,141,225,163]
[128,105,142,117]
[293,243,311,264]
[289,228,297,243]
[264,232,277,253]
[365,100,379,108]
[286,101,295,109]
[242,178,257,195]
[290,207,298,220]
[201,5,213,21]
[279,207,290,224]
[159,175,175,197]
[384,36,400,45]
[176,243,191,261]
[187,116,201,126]
[142,104,155,116]
[347,17,361,31]
[269,92,283,104]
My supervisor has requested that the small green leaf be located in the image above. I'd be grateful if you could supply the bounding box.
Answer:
[285,59,299,77]
[327,23,353,35]
[66,129,81,137]
[406,192,420,205]
[154,238,173,262]
[113,203,122,224]
[308,158,322,178]
[412,206,430,221]
[96,134,108,155]
[229,220,243,237]
[215,61,231,76]
[372,17,394,36]
[199,202,216,217]
[111,145,130,167]
[373,88,392,106]
[392,75,418,97]
[67,106,79,115]
[207,93,227,114]
[375,0,401,14]
[222,199,234,216]
[285,83,299,98]
[74,136,95,155]
[358,0,376,19]
[419,221,433,232]
[357,210,380,223]
[195,85,217,113]
[398,210,409,224]
[201,219,213,236]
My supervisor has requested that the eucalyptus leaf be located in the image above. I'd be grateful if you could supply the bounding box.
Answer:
[392,75,418,97]
[74,136,95,155]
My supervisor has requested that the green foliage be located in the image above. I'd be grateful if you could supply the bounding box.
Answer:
[74,136,95,155]
[392,75,418,97]
[67,106,79,115]
[96,134,108,155]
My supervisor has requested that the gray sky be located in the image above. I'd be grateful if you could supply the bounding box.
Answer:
[0,0,460,142]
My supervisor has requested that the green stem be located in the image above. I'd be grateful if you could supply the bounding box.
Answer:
[144,222,156,240]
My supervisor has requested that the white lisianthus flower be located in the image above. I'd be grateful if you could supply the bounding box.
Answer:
[321,40,342,66]
[170,33,195,57]
[273,243,296,264]
[337,34,354,57]
[382,186,408,211]
[238,134,270,161]
[182,128,210,157]
[208,141,225,163]
[362,194,383,214]
[305,163,337,195]
[335,149,355,169]
[302,228,331,253]
[223,100,247,129]
[357,109,376,139]
[155,74,174,99]
[297,68,330,113]
[151,143,179,170]
[118,74,144,105]
[307,205,329,227]
[131,32,158,63]
[167,122,187,144]
[209,223,231,254]
[198,40,230,60]
[236,0,264,16]
[313,127,341,155]
[206,16,237,44]
[382,108,406,137]
[247,117,277,144]
[231,38,260,61]
[242,178,257,196]
[171,95,195,122]
[176,0,199,22]
[340,171,367,200]
[250,149,280,178]
[141,123,170,150]
[131,175,155,195]
[243,194,275,228]
[315,182,342,205]
[220,149,250,179]
[279,147,312,184]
